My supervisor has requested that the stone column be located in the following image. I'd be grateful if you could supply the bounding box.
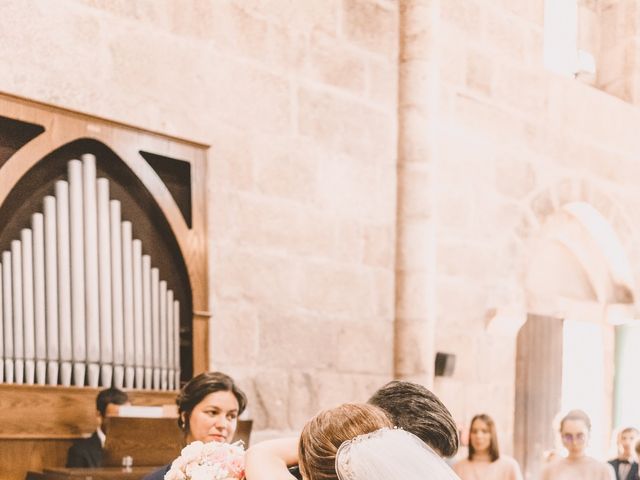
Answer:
[395,0,440,386]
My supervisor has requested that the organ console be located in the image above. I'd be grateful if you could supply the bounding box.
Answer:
[0,92,210,480]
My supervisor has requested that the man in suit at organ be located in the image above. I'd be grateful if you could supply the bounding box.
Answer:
[66,388,130,468]
[608,427,639,480]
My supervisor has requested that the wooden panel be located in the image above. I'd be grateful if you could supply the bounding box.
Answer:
[42,467,156,480]
[192,312,210,375]
[0,384,177,439]
[514,314,563,480]
[102,417,182,467]
[233,419,253,447]
[0,87,210,480]
[0,385,180,480]
[0,439,73,480]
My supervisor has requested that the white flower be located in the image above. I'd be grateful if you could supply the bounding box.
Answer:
[167,439,245,480]
[164,466,187,480]
[180,441,204,463]
[169,454,188,471]
[189,465,216,480]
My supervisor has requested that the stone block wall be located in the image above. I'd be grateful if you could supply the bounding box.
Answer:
[4,0,640,455]
[0,0,398,435]
[429,0,640,454]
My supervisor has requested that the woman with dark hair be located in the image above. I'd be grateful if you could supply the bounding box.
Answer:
[143,371,248,480]
[453,414,522,480]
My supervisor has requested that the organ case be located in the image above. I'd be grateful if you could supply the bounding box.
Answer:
[0,92,210,480]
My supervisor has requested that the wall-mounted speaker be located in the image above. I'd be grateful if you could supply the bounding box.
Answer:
[435,352,456,377]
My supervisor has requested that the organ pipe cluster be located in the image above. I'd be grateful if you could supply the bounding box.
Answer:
[0,154,180,390]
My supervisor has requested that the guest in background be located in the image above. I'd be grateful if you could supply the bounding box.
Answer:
[66,387,129,468]
[540,409,615,480]
[608,427,639,480]
[542,449,562,465]
[143,371,248,480]
[453,413,522,480]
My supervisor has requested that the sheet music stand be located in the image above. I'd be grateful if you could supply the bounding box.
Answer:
[102,417,183,467]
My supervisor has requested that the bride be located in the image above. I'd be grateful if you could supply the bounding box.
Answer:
[333,425,460,480]
[245,403,460,480]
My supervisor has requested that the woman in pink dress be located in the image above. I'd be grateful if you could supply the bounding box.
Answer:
[453,414,523,480]
[540,410,615,480]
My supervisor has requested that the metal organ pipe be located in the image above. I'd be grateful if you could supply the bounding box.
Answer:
[55,181,73,387]
[43,196,59,385]
[21,229,35,385]
[132,239,145,389]
[2,251,13,384]
[121,221,135,389]
[97,178,113,388]
[32,213,47,385]
[110,200,125,389]
[11,241,24,384]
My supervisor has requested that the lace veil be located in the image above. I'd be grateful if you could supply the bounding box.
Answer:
[335,427,460,480]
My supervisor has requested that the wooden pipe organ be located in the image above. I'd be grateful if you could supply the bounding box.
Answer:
[0,94,210,389]
[1,153,183,389]
[0,91,210,480]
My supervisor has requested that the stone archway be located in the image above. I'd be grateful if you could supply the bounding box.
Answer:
[517,178,636,309]
[510,178,637,480]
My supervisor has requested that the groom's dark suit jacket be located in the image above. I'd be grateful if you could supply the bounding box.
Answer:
[66,431,103,468]
[608,459,639,480]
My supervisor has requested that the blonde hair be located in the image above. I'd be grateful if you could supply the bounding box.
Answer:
[560,409,591,432]
[299,403,393,480]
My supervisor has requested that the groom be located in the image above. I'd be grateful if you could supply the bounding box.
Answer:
[286,380,458,479]
[368,380,459,457]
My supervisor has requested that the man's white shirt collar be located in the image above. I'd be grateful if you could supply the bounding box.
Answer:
[96,427,106,447]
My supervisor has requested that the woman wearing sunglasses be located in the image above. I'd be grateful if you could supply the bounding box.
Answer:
[540,409,615,480]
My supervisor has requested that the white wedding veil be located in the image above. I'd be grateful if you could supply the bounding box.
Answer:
[335,427,461,480]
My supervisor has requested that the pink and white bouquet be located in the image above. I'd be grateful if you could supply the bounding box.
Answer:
[164,440,245,480]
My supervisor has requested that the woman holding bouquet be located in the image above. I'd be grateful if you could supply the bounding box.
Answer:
[143,371,248,480]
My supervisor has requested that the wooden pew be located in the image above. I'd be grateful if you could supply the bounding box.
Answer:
[0,385,176,480]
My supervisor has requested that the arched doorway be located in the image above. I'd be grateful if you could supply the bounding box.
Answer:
[514,200,635,479]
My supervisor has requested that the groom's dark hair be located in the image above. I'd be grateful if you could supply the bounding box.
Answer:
[368,380,459,457]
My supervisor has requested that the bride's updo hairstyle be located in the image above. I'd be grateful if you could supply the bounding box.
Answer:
[299,403,392,480]
[335,428,461,480]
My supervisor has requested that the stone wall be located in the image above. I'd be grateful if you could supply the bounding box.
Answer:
[0,0,398,435]
[4,0,640,454]
[427,0,640,454]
